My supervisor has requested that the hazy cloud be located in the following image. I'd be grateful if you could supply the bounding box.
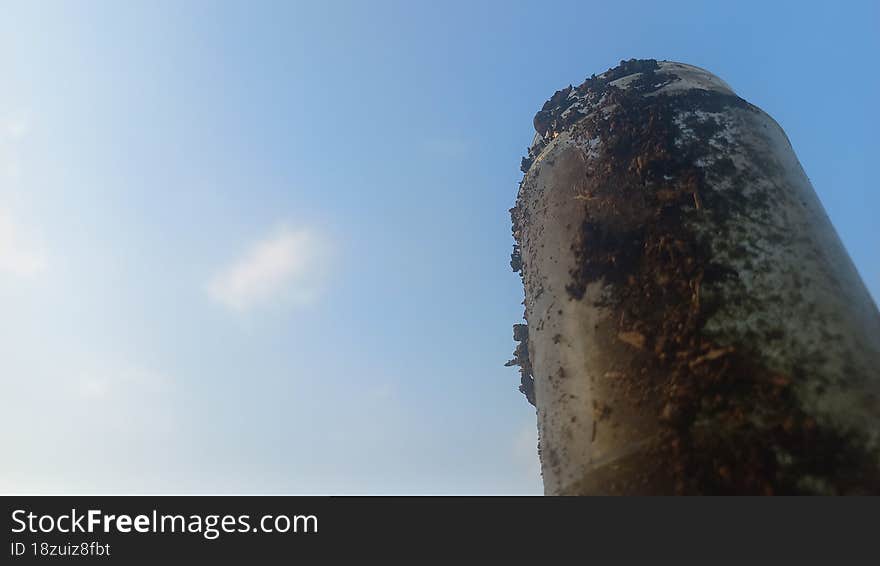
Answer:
[422,137,470,158]
[1,111,29,180]
[208,225,331,312]
[2,112,30,140]
[513,418,542,492]
[75,363,173,401]
[0,208,48,277]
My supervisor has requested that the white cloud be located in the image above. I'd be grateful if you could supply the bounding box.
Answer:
[208,225,331,312]
[0,208,48,277]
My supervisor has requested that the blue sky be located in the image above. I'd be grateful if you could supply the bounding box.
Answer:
[1,0,877,494]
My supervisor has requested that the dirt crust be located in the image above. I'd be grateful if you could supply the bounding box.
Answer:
[509,59,880,494]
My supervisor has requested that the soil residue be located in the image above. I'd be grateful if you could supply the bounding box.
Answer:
[505,323,535,406]
[510,59,880,494]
